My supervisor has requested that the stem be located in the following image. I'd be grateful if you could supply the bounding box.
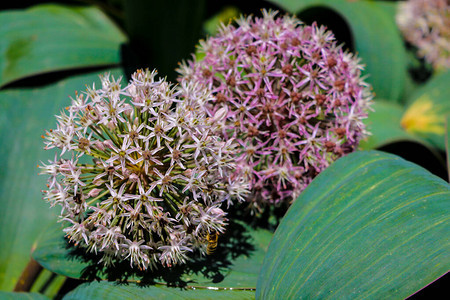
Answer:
[14,258,43,292]
[100,124,121,147]
[87,189,110,205]
[90,125,107,140]
[90,149,110,160]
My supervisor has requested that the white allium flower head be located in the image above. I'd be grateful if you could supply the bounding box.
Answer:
[40,69,246,269]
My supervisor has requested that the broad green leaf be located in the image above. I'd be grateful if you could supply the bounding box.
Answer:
[63,281,255,300]
[268,0,407,102]
[0,68,124,291]
[401,68,420,102]
[401,70,450,150]
[0,4,126,87]
[446,116,450,182]
[375,0,428,100]
[30,270,66,299]
[359,100,425,149]
[374,0,397,21]
[0,292,49,300]
[257,150,450,299]
[32,221,272,289]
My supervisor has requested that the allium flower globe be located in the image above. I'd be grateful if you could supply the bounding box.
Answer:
[40,69,248,269]
[178,11,373,211]
[397,0,450,69]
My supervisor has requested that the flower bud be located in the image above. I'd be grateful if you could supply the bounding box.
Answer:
[88,188,102,198]
[103,140,114,149]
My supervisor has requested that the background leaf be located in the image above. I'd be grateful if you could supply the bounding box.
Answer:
[0,68,124,291]
[63,281,255,300]
[0,291,49,299]
[257,150,450,299]
[32,220,272,289]
[0,4,126,87]
[268,0,407,103]
[29,269,66,299]
[359,100,425,149]
[401,70,450,150]
[446,115,450,182]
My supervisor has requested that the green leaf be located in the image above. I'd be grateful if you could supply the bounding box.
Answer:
[63,281,255,300]
[32,221,272,289]
[446,115,450,182]
[0,4,126,87]
[401,70,450,150]
[374,0,397,21]
[30,269,66,299]
[257,150,450,299]
[0,292,49,300]
[0,68,124,291]
[268,0,407,102]
[359,100,425,149]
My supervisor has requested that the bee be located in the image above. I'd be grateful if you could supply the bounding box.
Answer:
[206,230,219,255]
[73,192,83,204]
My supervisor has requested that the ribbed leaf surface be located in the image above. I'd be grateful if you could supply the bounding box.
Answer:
[64,282,254,300]
[257,150,450,299]
[0,4,126,87]
[0,69,124,290]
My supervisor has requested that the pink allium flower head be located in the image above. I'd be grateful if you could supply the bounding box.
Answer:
[178,10,373,211]
[40,69,248,269]
[397,0,450,69]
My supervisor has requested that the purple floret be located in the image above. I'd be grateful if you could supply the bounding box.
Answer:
[178,10,373,211]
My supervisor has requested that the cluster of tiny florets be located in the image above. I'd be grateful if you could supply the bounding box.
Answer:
[178,10,373,211]
[397,0,450,69]
[40,69,248,269]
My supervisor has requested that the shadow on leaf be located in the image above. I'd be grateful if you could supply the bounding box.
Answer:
[64,219,255,287]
